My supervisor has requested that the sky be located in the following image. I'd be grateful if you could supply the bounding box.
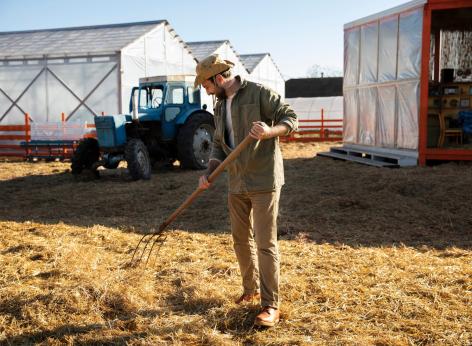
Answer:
[0,0,408,79]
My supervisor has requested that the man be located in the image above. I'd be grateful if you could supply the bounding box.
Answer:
[195,54,297,327]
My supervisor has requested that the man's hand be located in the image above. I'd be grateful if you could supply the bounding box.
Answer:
[198,159,221,190]
[250,121,290,140]
[198,174,211,190]
[250,121,273,140]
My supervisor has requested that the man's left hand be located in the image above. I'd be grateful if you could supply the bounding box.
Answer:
[250,121,273,140]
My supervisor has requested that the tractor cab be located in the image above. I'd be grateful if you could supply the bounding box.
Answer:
[130,75,204,140]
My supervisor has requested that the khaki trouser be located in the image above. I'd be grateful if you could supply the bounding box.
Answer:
[228,189,280,308]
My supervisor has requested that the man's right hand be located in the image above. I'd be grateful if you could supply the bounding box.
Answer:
[198,175,211,190]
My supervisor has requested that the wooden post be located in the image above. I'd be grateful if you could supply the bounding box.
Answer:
[418,5,432,166]
[321,108,325,141]
[24,113,30,159]
[61,112,66,158]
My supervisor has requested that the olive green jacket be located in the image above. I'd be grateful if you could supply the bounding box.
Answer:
[210,78,298,193]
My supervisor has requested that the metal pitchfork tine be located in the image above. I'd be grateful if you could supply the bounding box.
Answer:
[130,135,254,267]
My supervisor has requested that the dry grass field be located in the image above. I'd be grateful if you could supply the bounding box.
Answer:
[0,141,471,345]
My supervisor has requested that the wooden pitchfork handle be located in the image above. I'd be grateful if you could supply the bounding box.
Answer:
[157,135,254,233]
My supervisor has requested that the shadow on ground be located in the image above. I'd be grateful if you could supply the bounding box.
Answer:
[1,157,471,249]
[3,322,151,345]
[164,281,260,336]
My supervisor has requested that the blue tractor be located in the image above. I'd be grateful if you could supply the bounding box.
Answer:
[71,75,215,180]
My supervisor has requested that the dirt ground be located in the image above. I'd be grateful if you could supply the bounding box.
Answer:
[0,141,471,345]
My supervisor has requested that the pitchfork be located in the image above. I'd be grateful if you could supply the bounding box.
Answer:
[130,135,254,266]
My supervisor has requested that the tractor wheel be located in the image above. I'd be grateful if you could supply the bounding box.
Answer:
[71,138,100,176]
[125,138,151,180]
[177,112,215,169]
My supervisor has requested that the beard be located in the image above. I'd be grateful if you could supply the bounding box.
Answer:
[214,85,227,100]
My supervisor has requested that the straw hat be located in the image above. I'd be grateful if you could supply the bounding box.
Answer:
[194,54,235,87]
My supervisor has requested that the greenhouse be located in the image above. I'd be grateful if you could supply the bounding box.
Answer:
[0,21,195,125]
[333,0,472,166]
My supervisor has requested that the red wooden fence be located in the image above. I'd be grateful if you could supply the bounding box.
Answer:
[281,109,343,142]
[0,114,31,158]
[1,109,343,159]
[0,113,95,160]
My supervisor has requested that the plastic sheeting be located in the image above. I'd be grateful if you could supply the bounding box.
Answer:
[243,54,285,99]
[397,81,419,149]
[397,10,423,80]
[285,96,343,131]
[187,41,248,80]
[213,43,248,80]
[343,90,358,143]
[0,64,47,124]
[0,58,119,124]
[378,17,398,82]
[360,22,379,84]
[377,85,396,147]
[343,7,423,150]
[31,121,88,141]
[344,29,360,87]
[0,22,196,125]
[286,96,343,119]
[121,24,195,113]
[48,58,119,122]
[0,21,164,60]
[358,87,377,145]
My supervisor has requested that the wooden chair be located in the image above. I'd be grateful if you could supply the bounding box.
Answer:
[437,112,463,147]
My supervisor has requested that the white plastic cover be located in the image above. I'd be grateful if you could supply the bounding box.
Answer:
[214,43,248,80]
[246,55,285,99]
[378,17,398,82]
[343,90,358,143]
[377,85,396,147]
[47,59,119,122]
[0,64,47,124]
[285,96,343,129]
[0,21,197,131]
[397,9,423,80]
[360,22,379,84]
[200,90,215,114]
[31,121,88,141]
[0,58,119,124]
[343,5,423,151]
[358,87,377,145]
[344,0,426,30]
[344,28,360,87]
[121,24,196,113]
[0,21,164,60]
[397,81,419,149]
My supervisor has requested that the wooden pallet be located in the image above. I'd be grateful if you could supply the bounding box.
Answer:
[317,145,418,168]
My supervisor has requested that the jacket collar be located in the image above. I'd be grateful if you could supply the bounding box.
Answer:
[236,75,248,89]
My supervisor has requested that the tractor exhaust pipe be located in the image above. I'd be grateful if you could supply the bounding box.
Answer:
[132,93,139,122]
